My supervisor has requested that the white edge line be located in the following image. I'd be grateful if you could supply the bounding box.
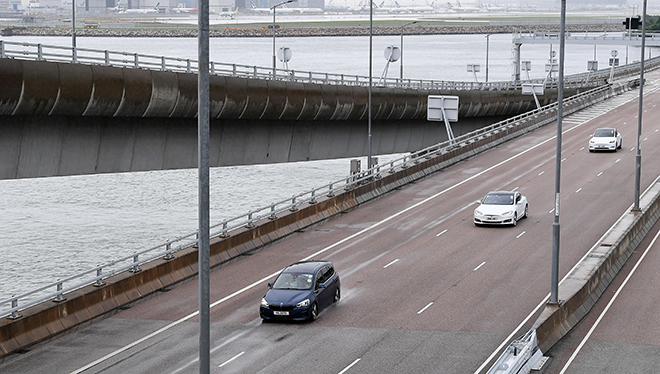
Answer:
[338,358,361,374]
[218,351,245,368]
[559,228,660,374]
[417,302,434,314]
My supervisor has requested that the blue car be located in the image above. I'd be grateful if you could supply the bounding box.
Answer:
[260,261,340,321]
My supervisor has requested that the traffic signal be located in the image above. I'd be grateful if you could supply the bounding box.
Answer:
[623,16,640,29]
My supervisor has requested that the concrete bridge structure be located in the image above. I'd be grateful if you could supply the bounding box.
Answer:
[1,41,640,180]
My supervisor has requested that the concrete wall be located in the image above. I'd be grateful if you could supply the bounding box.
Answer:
[0,83,621,358]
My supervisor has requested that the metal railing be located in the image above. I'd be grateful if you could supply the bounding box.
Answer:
[0,39,608,91]
[0,82,618,319]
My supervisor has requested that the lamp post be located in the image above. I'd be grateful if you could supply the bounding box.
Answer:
[485,34,492,82]
[399,21,417,80]
[271,0,294,78]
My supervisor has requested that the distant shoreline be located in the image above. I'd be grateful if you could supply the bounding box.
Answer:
[2,23,625,38]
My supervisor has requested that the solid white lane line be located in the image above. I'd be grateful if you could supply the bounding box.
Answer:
[338,358,361,374]
[218,351,245,368]
[473,262,486,271]
[558,228,660,374]
[72,90,645,374]
[417,302,434,314]
[436,229,448,237]
[516,231,526,239]
[383,259,399,269]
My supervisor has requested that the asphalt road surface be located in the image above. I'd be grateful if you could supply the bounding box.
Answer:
[4,72,660,374]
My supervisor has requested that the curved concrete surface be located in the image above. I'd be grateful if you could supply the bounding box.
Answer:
[0,58,576,121]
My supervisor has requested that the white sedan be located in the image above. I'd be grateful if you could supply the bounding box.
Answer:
[474,191,528,227]
[589,127,622,152]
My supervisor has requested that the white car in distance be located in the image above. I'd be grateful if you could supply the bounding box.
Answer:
[589,127,622,152]
[474,191,528,227]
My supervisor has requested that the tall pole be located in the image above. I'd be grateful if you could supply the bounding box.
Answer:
[399,21,417,81]
[550,0,566,305]
[72,0,76,48]
[634,0,647,211]
[485,34,491,82]
[197,0,210,370]
[272,0,293,78]
[368,0,373,169]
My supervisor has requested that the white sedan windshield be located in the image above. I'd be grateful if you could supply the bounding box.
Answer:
[483,194,514,205]
[594,129,615,137]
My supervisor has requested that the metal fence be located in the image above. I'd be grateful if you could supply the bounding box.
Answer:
[0,39,617,91]
[0,83,617,319]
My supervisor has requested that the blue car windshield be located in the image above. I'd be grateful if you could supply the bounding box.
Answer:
[483,193,514,205]
[272,272,314,290]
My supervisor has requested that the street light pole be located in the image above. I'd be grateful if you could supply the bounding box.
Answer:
[634,0,647,211]
[271,0,293,78]
[399,21,417,81]
[485,34,492,82]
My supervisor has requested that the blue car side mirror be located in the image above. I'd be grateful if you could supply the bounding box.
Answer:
[267,282,273,288]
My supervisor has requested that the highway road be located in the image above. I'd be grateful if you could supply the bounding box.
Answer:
[4,72,660,374]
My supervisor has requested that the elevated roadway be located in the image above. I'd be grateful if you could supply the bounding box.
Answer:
[2,70,660,373]
[3,40,643,180]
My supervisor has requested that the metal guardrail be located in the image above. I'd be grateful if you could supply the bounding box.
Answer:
[0,82,618,319]
[0,39,608,91]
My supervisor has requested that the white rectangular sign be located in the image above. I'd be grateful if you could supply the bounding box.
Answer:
[427,95,459,122]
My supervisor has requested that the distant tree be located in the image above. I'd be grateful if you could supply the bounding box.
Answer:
[645,16,660,31]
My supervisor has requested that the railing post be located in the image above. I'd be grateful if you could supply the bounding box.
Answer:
[72,46,77,63]
[10,297,21,319]
[246,212,255,228]
[220,222,229,238]
[290,196,298,211]
[232,64,237,76]
[164,242,174,260]
[104,50,109,65]
[309,72,313,83]
[130,254,141,273]
[186,59,191,73]
[253,66,258,78]
[269,204,277,220]
[93,267,106,287]
[327,183,335,197]
[53,280,66,302]
[161,56,166,70]
[309,190,317,204]
[211,61,215,75]
[0,40,4,58]
[37,43,43,60]
[134,53,138,68]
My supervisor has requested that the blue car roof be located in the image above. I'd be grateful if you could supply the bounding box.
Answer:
[282,260,331,273]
